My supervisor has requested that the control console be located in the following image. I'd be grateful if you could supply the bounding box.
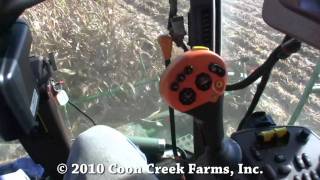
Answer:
[231,126,320,180]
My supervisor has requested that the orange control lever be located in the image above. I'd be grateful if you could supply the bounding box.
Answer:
[160,48,227,112]
[158,35,173,62]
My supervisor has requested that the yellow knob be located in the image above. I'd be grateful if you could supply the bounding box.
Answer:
[215,81,224,89]
[192,46,209,51]
[260,130,275,142]
[274,127,288,138]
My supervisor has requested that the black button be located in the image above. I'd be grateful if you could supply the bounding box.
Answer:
[278,164,292,175]
[302,153,312,168]
[208,63,225,77]
[250,147,262,161]
[310,170,319,180]
[184,65,193,75]
[274,154,286,163]
[195,73,212,91]
[256,132,265,144]
[294,175,302,180]
[294,155,305,170]
[179,88,196,105]
[297,129,310,143]
[302,173,312,180]
[176,73,186,82]
[262,164,277,180]
[170,82,179,91]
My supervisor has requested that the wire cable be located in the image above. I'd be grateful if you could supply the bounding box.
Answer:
[237,36,301,130]
[237,70,272,130]
[165,144,192,160]
[226,46,281,91]
[226,35,299,91]
[166,59,178,157]
[68,101,97,126]
[169,107,178,157]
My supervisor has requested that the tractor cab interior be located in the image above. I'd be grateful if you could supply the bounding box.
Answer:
[0,0,320,179]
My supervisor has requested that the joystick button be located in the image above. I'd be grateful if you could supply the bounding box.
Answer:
[170,82,179,91]
[302,173,311,180]
[294,155,305,170]
[274,154,286,163]
[195,73,212,91]
[184,65,193,75]
[297,129,310,143]
[179,88,196,105]
[310,170,319,180]
[278,164,292,175]
[176,73,186,82]
[294,175,301,180]
[302,153,312,168]
[208,63,226,77]
[262,164,277,180]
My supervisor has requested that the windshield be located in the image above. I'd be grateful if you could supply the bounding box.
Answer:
[0,0,319,163]
[221,0,320,136]
[23,0,194,151]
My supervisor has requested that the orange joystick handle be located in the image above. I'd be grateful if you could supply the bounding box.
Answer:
[160,47,228,152]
